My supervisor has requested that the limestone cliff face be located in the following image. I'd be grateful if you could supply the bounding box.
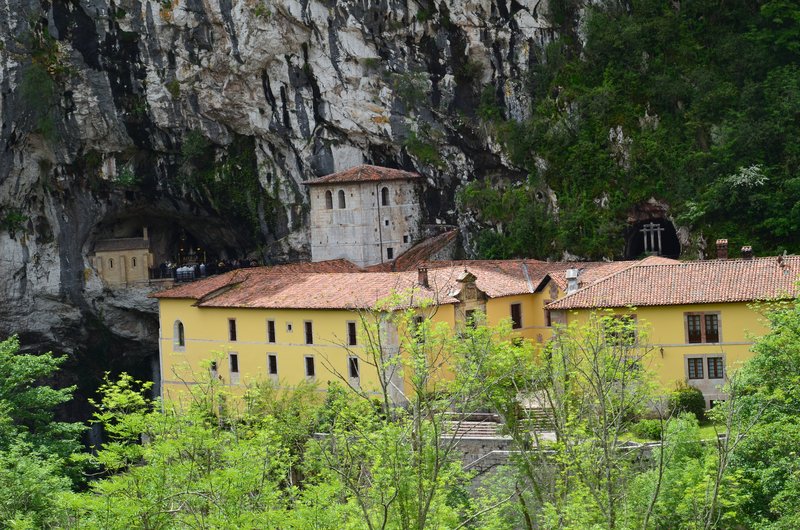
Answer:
[0,0,556,365]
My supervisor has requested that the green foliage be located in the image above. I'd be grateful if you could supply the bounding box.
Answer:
[0,208,28,238]
[631,418,663,440]
[165,79,180,99]
[0,336,82,461]
[404,129,443,168]
[0,443,72,528]
[178,135,266,238]
[460,181,559,258]
[472,0,800,259]
[252,2,271,19]
[729,298,800,528]
[670,383,707,422]
[114,165,139,186]
[389,71,429,109]
[180,129,210,163]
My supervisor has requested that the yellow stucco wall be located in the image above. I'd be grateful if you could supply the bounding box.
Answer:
[158,298,460,402]
[560,302,770,404]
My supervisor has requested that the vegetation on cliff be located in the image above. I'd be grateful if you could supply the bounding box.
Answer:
[468,0,800,259]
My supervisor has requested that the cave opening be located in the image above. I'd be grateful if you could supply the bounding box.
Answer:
[624,218,680,259]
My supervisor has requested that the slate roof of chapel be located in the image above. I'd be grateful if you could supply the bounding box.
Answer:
[547,256,800,310]
[303,164,422,185]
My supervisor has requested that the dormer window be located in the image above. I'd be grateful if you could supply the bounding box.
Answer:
[325,190,333,209]
[338,190,346,209]
[381,186,389,206]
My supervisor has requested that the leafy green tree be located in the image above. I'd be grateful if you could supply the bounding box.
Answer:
[0,335,82,527]
[730,299,800,528]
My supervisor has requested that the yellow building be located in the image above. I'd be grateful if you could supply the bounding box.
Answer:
[153,242,800,410]
[152,258,629,404]
[546,255,800,407]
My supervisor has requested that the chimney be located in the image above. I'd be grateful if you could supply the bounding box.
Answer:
[142,226,149,241]
[741,245,753,260]
[716,239,728,260]
[418,266,429,288]
[565,268,580,294]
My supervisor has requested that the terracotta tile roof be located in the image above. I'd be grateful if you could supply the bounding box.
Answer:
[303,164,422,185]
[196,271,458,309]
[365,230,459,272]
[424,260,545,298]
[545,256,679,291]
[547,256,800,310]
[94,238,149,252]
[151,259,363,300]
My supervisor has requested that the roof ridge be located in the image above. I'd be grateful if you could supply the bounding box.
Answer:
[552,259,644,303]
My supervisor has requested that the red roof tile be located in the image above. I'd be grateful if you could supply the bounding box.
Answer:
[196,271,458,309]
[547,256,800,310]
[151,260,363,300]
[303,164,422,185]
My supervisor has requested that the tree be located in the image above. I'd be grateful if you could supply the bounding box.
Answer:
[730,298,800,528]
[0,335,82,527]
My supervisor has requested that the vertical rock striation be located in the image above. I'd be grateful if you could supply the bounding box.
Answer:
[0,0,556,372]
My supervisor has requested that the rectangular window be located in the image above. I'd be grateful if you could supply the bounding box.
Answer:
[705,314,720,343]
[708,357,724,379]
[387,247,394,259]
[305,321,313,345]
[347,321,357,346]
[686,312,721,343]
[267,354,278,375]
[510,303,522,329]
[228,319,237,342]
[544,301,553,327]
[687,315,702,343]
[687,358,704,379]
[267,320,276,343]
[305,356,316,378]
[403,235,409,243]
[230,353,239,373]
[348,356,359,379]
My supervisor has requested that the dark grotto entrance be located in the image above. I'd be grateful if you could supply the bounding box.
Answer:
[624,218,681,259]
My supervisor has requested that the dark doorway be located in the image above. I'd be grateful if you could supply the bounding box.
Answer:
[625,218,680,259]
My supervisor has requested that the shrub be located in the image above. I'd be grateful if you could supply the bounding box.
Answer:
[669,383,706,422]
[631,419,662,440]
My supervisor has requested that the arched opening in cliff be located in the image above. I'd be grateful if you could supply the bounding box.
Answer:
[624,218,680,259]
